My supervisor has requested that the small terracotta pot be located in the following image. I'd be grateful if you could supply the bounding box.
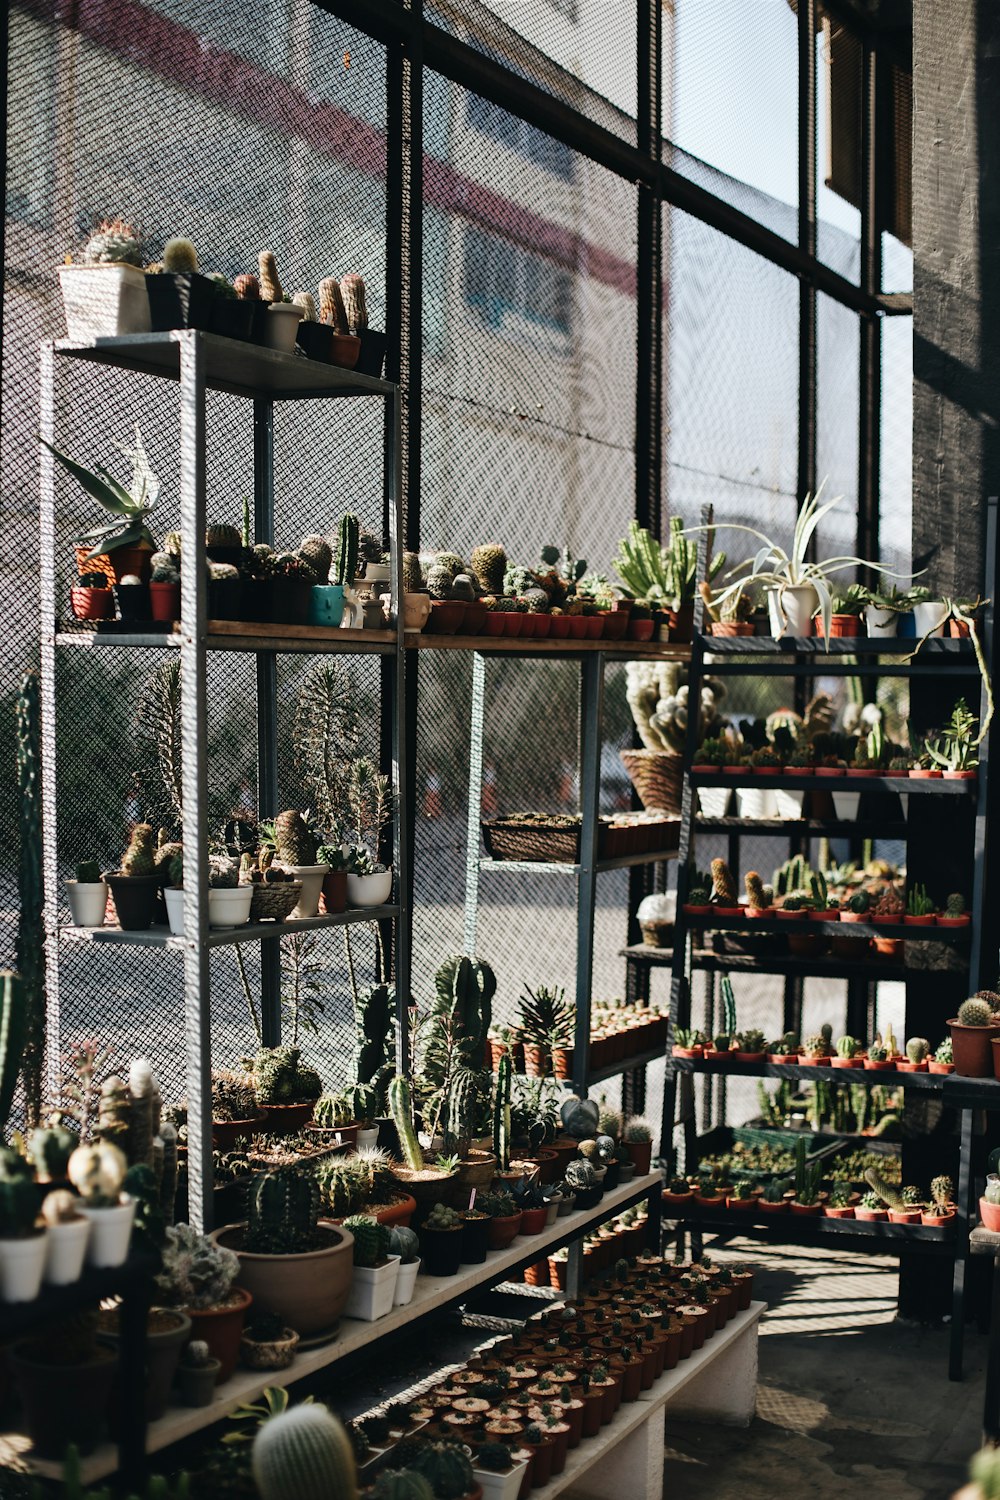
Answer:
[70,585,115,620]
[186,1285,253,1382]
[981,1198,1000,1232]
[320,869,348,914]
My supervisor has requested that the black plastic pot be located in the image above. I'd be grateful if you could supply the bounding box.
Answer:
[419,1224,463,1277]
[296,322,333,361]
[146,271,217,332]
[570,1184,603,1210]
[105,873,159,931]
[10,1338,118,1457]
[356,328,387,378]
[267,577,313,625]
[103,1308,191,1424]
[212,297,255,342]
[602,1160,621,1192]
[114,582,150,621]
[208,577,243,620]
[460,1213,491,1265]
[240,578,270,624]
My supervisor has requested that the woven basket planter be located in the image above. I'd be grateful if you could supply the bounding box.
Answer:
[482,818,581,863]
[248,881,303,922]
[619,750,684,813]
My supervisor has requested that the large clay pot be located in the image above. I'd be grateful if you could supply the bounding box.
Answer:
[448,1150,499,1207]
[212,1221,354,1338]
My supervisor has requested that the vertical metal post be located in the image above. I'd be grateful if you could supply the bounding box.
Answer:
[572,653,604,1096]
[38,344,61,1096]
[951,1106,975,1380]
[179,333,212,1232]
[253,398,281,1047]
[117,1274,151,1488]
[636,0,662,538]
[857,38,883,570]
[388,384,412,1069]
[463,652,487,956]
[967,496,997,992]
[798,0,818,515]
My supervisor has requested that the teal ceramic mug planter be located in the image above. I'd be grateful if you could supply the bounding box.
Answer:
[309,585,363,628]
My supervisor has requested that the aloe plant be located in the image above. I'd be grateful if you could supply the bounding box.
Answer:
[41,424,158,560]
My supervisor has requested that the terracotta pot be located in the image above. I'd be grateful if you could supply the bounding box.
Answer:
[320,869,348,914]
[981,1197,1000,1232]
[627,618,654,642]
[921,1209,955,1228]
[212,1222,353,1337]
[107,541,154,583]
[948,1019,1000,1077]
[710,620,754,636]
[261,1101,315,1134]
[486,1210,523,1250]
[186,1285,253,1382]
[212,1115,267,1150]
[855,1206,888,1222]
[149,581,182,623]
[427,600,467,634]
[70,584,115,620]
[624,1139,653,1175]
[371,1193,417,1227]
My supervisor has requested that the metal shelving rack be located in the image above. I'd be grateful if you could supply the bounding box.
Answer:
[38,332,410,1233]
[649,499,1000,1380]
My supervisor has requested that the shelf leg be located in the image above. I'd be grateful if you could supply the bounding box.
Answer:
[118,1272,151,1490]
[668,1311,758,1427]
[950,1106,974,1379]
[570,1407,665,1500]
[253,399,280,1048]
[983,1253,1000,1442]
[574,654,604,1095]
[463,652,487,956]
[38,343,62,1097]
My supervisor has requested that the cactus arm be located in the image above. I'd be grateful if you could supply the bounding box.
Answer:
[388,1074,424,1172]
[720,976,737,1038]
[493,1053,511,1171]
[335,514,360,587]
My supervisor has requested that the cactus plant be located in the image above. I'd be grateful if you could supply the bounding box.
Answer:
[121,823,156,877]
[246,1168,322,1254]
[258,250,284,303]
[931,1175,954,1206]
[710,859,737,905]
[493,1052,512,1172]
[389,1074,424,1172]
[342,1213,390,1268]
[353,982,394,1119]
[958,997,995,1027]
[744,872,772,911]
[28,1122,78,1180]
[16,673,47,1130]
[371,1474,434,1500]
[402,551,425,593]
[411,1442,475,1500]
[426,565,454,600]
[68,1140,127,1207]
[339,274,368,333]
[905,1037,929,1064]
[848,889,871,915]
[0,1148,38,1237]
[944,892,967,918]
[836,1035,858,1058]
[272,811,319,867]
[388,1225,420,1263]
[162,237,198,273]
[720,976,737,1038]
[83,218,144,266]
[299,535,332,581]
[0,972,27,1139]
[334,513,360,587]
[471,544,507,595]
[252,1401,358,1500]
[864,1166,904,1210]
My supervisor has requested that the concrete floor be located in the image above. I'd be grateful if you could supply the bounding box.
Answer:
[665,1238,989,1499]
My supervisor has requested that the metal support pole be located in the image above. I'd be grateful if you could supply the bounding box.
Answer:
[38,344,61,1096]
[388,384,411,1069]
[253,398,281,1047]
[797,0,818,517]
[951,1107,975,1379]
[573,654,605,1096]
[857,38,883,573]
[118,1272,152,1489]
[179,333,212,1232]
[463,652,487,956]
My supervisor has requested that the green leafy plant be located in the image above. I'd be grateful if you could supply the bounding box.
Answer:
[42,425,158,561]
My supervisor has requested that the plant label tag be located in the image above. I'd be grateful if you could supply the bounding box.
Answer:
[468,1189,476,1212]
[335,1132,342,1145]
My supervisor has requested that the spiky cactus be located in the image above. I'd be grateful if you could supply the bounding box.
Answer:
[293,291,318,321]
[343,1213,390,1268]
[0,972,27,1140]
[258,250,284,303]
[334,513,360,587]
[28,1122,78,1180]
[426,565,454,601]
[246,1168,321,1254]
[299,535,332,581]
[83,219,143,266]
[720,976,737,1037]
[931,1175,954,1206]
[235,273,261,300]
[493,1052,511,1172]
[945,893,966,917]
[160,1121,178,1222]
[252,1402,358,1500]
[129,1058,156,1167]
[905,1037,929,1064]
[744,872,771,911]
[68,1140,127,1207]
[371,1472,434,1500]
[163,237,198,273]
[98,1076,131,1146]
[273,810,318,867]
[836,1035,858,1058]
[122,824,156,877]
[388,1074,424,1172]
[810,871,829,909]
[15,673,46,1130]
[318,277,349,332]
[710,859,737,905]
[0,1148,38,1237]
[316,1157,364,1218]
[339,273,368,333]
[864,1166,904,1210]
[314,1094,353,1129]
[451,573,478,603]
[471,544,507,595]
[412,1443,474,1500]
[354,982,394,1117]
[958,997,995,1027]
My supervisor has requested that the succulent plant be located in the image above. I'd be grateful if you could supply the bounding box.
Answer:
[181,1339,213,1368]
[836,1035,858,1058]
[235,273,261,300]
[121,823,155,877]
[343,1213,391,1268]
[272,810,319,867]
[162,237,198,273]
[389,1225,420,1263]
[340,273,368,333]
[411,1441,475,1499]
[246,1167,322,1254]
[710,859,737,905]
[334,513,360,587]
[471,544,507,595]
[0,1149,38,1237]
[744,871,771,911]
[424,1202,461,1231]
[299,535,332,581]
[945,892,967,918]
[935,1037,954,1064]
[402,551,425,593]
[83,218,143,266]
[155,1222,240,1308]
[426,565,454,601]
[371,1472,435,1500]
[905,1037,929,1064]
[258,249,284,303]
[930,1175,954,1206]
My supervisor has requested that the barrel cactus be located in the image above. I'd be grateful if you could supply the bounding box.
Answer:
[342,1213,390,1268]
[253,1402,358,1500]
[471,544,507,595]
[163,237,198,273]
[273,810,318,867]
[299,535,332,582]
[83,218,143,266]
[411,1443,474,1500]
[957,997,995,1027]
[246,1167,321,1254]
[371,1473,434,1500]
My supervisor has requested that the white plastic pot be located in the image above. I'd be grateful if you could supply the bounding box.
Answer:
[392,1257,421,1307]
[736,788,777,819]
[285,864,329,919]
[774,789,805,820]
[356,1127,380,1150]
[262,303,302,353]
[44,1217,90,1286]
[476,1457,529,1500]
[832,791,861,821]
[208,884,254,929]
[79,1196,135,1267]
[697,787,731,818]
[343,1254,401,1322]
[164,887,185,935]
[913,600,949,638]
[865,604,899,637]
[66,879,108,928]
[346,868,393,908]
[0,1233,48,1303]
[767,584,817,638]
[58,263,151,340]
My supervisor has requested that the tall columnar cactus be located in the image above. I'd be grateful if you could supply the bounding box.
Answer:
[720,976,737,1039]
[339,274,368,333]
[252,1402,358,1500]
[258,250,284,303]
[493,1052,511,1172]
[471,544,507,596]
[0,973,27,1140]
[246,1168,320,1254]
[98,1076,131,1145]
[0,1147,38,1236]
[710,859,737,906]
[335,514,360,587]
[160,1121,178,1222]
[388,1074,423,1172]
[129,1058,156,1168]
[402,552,424,593]
[810,871,829,909]
[318,276,349,333]
[744,872,771,912]
[433,955,495,1074]
[122,824,156,877]
[15,673,46,1130]
[353,983,394,1116]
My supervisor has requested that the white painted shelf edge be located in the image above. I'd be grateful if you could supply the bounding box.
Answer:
[0,1172,661,1482]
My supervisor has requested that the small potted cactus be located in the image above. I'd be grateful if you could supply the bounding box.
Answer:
[824,1183,855,1220]
[68,1140,135,1267]
[265,809,329,919]
[149,550,182,622]
[622,1117,654,1176]
[0,1149,46,1303]
[938,891,971,929]
[146,237,218,332]
[207,854,252,929]
[948,994,1000,1077]
[39,1188,89,1287]
[478,1190,522,1250]
[176,1338,222,1405]
[341,1213,401,1321]
[340,273,386,378]
[831,1035,863,1068]
[239,1310,300,1371]
[929,1036,955,1074]
[922,1176,956,1227]
[105,823,160,930]
[155,1222,249,1381]
[65,856,108,928]
[418,1202,464,1277]
[897,1036,930,1073]
[70,569,115,620]
[389,1225,421,1305]
[58,218,151,340]
[257,250,302,352]
[474,1438,529,1500]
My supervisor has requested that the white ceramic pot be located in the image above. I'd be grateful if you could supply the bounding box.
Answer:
[774,789,805,819]
[392,1257,421,1307]
[346,868,393,908]
[262,303,302,352]
[164,886,185,936]
[913,600,949,637]
[208,884,254,929]
[476,1457,529,1500]
[697,786,731,818]
[865,603,899,637]
[356,1127,380,1150]
[0,1233,48,1303]
[832,791,861,821]
[44,1217,90,1286]
[79,1195,135,1267]
[768,583,818,638]
[343,1254,401,1322]
[58,263,152,340]
[66,879,108,928]
[286,863,329,919]
[736,787,777,819]
[403,593,431,632]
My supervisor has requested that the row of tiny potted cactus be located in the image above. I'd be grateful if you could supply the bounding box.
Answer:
[683,857,969,927]
[674,1022,956,1074]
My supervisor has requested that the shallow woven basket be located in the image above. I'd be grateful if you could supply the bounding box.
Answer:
[619,750,684,813]
[481,819,581,863]
[248,880,303,922]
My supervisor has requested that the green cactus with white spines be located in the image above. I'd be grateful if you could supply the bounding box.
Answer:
[334,513,360,586]
[471,544,507,595]
[122,823,156,877]
[342,1213,390,1268]
[299,535,332,581]
[253,1401,358,1500]
[314,1094,354,1129]
[246,1167,321,1254]
[389,1074,424,1172]
[412,1443,475,1500]
[905,1037,929,1064]
[493,1052,512,1172]
[836,1035,858,1058]
[957,997,995,1027]
[315,1157,364,1218]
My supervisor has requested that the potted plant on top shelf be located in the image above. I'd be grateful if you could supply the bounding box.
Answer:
[261,809,329,919]
[42,422,159,584]
[57,218,151,341]
[66,856,108,928]
[699,580,755,637]
[105,823,160,931]
[614,517,725,642]
[924,698,980,779]
[817,583,867,638]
